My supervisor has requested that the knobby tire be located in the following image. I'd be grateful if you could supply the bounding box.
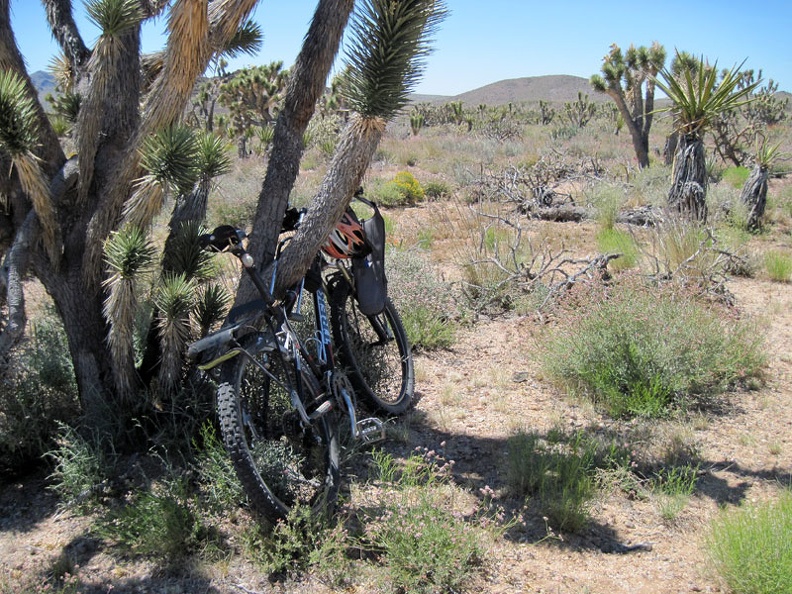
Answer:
[330,280,414,415]
[216,331,339,523]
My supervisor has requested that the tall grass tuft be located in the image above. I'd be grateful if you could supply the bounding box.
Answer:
[47,423,111,514]
[596,227,639,271]
[706,490,792,594]
[542,277,766,418]
[506,430,596,532]
[764,250,792,282]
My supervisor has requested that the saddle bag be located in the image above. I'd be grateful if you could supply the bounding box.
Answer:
[352,201,388,316]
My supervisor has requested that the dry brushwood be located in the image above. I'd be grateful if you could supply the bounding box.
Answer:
[459,206,624,314]
[467,152,604,215]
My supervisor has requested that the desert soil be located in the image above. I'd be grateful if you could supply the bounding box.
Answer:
[1,219,790,593]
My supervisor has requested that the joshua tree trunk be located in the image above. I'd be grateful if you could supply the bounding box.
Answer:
[668,134,708,221]
[741,164,769,230]
[237,0,354,305]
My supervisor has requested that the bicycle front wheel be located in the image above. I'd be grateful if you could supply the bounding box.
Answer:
[216,331,339,523]
[330,281,414,415]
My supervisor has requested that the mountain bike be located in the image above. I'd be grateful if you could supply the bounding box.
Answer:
[187,197,413,522]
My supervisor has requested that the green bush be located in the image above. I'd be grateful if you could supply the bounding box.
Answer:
[96,474,215,561]
[47,423,111,514]
[542,278,766,418]
[242,506,352,585]
[0,311,80,474]
[423,179,452,200]
[363,449,496,594]
[707,490,792,594]
[370,171,426,206]
[721,166,751,188]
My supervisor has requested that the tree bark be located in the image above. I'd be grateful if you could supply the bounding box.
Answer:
[268,117,385,297]
[237,0,354,305]
[668,134,708,221]
[741,164,769,230]
[606,89,649,168]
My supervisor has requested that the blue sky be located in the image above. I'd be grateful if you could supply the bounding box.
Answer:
[10,0,792,96]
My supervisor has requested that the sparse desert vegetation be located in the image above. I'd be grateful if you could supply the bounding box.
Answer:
[2,2,792,589]
[2,74,792,592]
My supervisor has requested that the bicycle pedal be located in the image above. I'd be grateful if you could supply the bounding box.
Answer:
[356,418,386,444]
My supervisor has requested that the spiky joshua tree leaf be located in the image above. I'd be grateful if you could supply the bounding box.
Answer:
[343,0,448,120]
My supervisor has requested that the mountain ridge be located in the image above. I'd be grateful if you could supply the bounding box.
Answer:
[413,74,608,106]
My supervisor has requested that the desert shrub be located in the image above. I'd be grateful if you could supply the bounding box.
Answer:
[47,423,112,514]
[0,310,80,474]
[242,506,352,585]
[368,176,408,206]
[386,247,456,349]
[550,125,578,141]
[458,220,535,315]
[706,490,792,594]
[423,179,452,199]
[764,250,792,282]
[206,158,265,228]
[647,217,733,284]
[369,171,426,206]
[362,449,503,594]
[626,163,671,206]
[96,474,217,561]
[542,277,766,418]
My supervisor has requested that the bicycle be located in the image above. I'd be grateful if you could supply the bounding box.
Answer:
[187,195,414,522]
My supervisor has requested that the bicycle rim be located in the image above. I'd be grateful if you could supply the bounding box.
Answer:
[331,283,414,415]
[216,332,339,522]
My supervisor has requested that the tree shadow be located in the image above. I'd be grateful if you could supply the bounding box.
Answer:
[0,470,59,534]
[22,531,219,594]
[363,400,792,555]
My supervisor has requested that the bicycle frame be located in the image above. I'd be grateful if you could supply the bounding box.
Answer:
[274,238,384,443]
[188,216,384,443]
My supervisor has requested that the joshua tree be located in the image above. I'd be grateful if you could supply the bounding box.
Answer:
[591,42,666,168]
[655,53,760,221]
[0,0,444,439]
[217,61,289,158]
[238,0,448,304]
[741,139,781,230]
[563,91,596,128]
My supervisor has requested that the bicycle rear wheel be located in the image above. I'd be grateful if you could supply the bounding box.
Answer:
[330,280,414,415]
[216,331,339,522]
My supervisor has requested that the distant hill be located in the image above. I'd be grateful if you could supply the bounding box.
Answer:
[30,70,56,98]
[411,75,607,106]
